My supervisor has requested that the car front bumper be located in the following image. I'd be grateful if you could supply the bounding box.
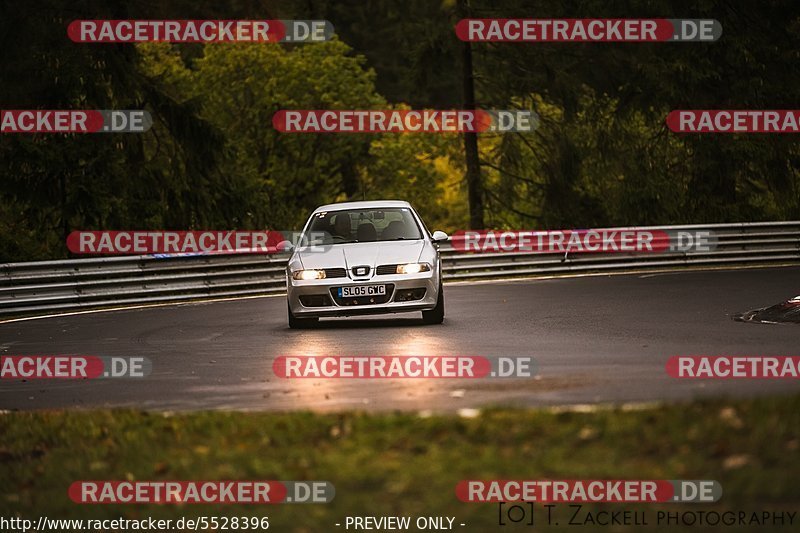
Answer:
[287,271,439,318]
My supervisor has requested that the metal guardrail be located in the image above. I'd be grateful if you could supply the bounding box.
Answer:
[0,222,798,317]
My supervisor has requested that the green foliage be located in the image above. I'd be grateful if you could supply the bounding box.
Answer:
[468,0,800,227]
[362,115,466,232]
[187,39,384,228]
[2,395,800,529]
[2,0,799,260]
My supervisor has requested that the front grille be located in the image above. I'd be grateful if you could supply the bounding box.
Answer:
[330,284,394,306]
[376,264,398,275]
[299,294,333,307]
[323,268,347,278]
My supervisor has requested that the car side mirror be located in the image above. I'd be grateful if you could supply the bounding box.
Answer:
[431,231,449,242]
[277,240,294,252]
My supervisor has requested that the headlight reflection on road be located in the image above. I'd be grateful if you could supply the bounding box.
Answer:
[274,330,460,410]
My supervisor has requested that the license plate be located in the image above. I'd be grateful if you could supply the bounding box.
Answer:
[339,285,386,297]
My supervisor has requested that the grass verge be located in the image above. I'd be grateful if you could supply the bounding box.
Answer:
[2,395,800,531]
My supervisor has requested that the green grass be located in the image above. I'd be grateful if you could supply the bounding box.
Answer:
[2,396,800,531]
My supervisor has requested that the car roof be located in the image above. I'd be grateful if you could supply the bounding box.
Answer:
[312,200,412,213]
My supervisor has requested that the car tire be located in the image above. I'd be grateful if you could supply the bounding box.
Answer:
[421,285,445,325]
[288,303,318,329]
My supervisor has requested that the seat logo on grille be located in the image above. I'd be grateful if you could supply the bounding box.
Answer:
[352,266,370,277]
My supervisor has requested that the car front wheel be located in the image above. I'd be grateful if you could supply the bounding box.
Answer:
[421,285,444,325]
[288,302,318,329]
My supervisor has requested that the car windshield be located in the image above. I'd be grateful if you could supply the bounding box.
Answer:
[306,207,423,244]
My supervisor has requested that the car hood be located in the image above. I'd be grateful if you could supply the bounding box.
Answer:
[296,240,425,270]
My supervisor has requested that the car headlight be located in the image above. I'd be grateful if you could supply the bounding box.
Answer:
[396,263,431,274]
[292,269,326,280]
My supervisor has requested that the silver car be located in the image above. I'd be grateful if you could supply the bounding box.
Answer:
[286,200,447,328]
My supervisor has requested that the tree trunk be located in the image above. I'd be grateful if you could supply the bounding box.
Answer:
[459,0,484,229]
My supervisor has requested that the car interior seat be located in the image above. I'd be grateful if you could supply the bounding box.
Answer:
[356,222,377,242]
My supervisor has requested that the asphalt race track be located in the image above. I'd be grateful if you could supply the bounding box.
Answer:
[1,266,798,412]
